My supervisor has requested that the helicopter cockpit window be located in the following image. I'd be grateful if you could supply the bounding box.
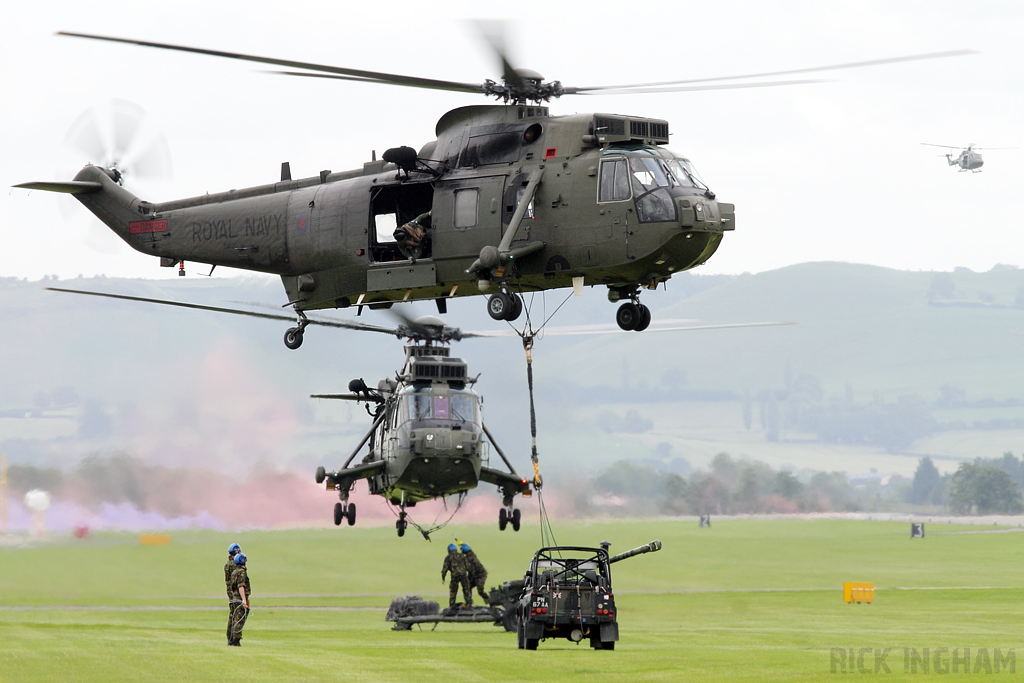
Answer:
[629,156,676,223]
[410,394,433,420]
[403,390,479,425]
[450,395,477,422]
[598,158,631,202]
[666,158,708,191]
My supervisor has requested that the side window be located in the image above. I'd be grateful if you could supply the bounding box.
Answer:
[598,159,630,202]
[374,212,397,243]
[454,189,479,228]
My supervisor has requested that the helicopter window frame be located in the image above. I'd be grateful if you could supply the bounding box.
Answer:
[598,158,631,203]
[454,188,479,229]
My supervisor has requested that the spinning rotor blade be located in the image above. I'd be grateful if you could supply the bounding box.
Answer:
[921,143,962,149]
[58,32,486,96]
[565,50,978,94]
[472,20,525,90]
[310,393,376,401]
[59,30,975,103]
[46,287,402,336]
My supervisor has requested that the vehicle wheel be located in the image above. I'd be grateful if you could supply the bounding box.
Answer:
[507,294,523,322]
[346,503,357,526]
[284,327,304,350]
[333,502,343,526]
[487,292,513,321]
[502,606,519,633]
[517,621,525,649]
[601,641,615,651]
[511,508,521,532]
[615,303,641,331]
[396,519,406,537]
[635,304,652,332]
[526,638,539,650]
[315,466,326,484]
[499,508,508,530]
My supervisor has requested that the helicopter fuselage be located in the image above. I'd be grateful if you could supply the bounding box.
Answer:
[67,105,733,313]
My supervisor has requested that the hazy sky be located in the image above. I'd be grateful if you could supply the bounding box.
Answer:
[2,0,1021,280]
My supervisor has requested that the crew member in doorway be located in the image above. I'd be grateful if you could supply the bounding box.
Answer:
[394,211,431,259]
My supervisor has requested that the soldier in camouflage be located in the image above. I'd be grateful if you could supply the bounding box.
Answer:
[441,542,472,608]
[460,542,489,601]
[227,552,251,646]
[224,543,241,643]
[393,211,431,259]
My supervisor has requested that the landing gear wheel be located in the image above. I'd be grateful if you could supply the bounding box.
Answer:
[635,304,652,331]
[498,507,508,531]
[487,292,514,321]
[284,327,304,350]
[346,503,356,526]
[615,303,641,331]
[525,638,539,650]
[511,508,521,532]
[315,466,326,484]
[333,502,343,526]
[507,294,524,322]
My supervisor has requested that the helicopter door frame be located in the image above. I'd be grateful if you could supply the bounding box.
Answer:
[597,156,634,260]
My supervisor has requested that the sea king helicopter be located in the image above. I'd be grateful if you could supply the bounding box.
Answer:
[310,314,532,538]
[16,30,972,346]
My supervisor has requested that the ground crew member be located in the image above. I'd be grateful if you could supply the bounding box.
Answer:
[461,542,489,601]
[441,542,472,609]
[225,543,241,643]
[227,553,251,646]
[393,211,431,259]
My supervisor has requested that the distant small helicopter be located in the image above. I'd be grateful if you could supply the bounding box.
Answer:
[920,143,1012,172]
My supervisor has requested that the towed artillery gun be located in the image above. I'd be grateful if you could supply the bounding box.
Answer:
[388,579,526,632]
[516,540,662,650]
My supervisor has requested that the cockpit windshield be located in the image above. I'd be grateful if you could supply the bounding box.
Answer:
[665,157,709,192]
[402,388,479,425]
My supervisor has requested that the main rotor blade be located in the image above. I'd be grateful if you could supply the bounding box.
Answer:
[565,49,977,94]
[310,393,376,401]
[570,79,824,95]
[472,20,525,90]
[920,142,960,149]
[266,70,485,94]
[45,287,402,336]
[464,321,796,338]
[58,32,486,96]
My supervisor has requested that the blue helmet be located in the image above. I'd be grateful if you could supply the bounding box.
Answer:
[448,543,457,552]
[234,553,247,565]
[460,543,471,553]
[228,543,241,555]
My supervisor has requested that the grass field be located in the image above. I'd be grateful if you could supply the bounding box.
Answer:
[2,518,1023,681]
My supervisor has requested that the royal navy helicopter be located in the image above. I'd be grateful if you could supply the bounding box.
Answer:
[15,30,972,345]
[920,143,1012,172]
[310,314,532,538]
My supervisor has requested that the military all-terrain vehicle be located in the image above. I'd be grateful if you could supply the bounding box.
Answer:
[516,540,662,650]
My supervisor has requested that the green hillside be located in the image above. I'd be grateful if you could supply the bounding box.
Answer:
[1,263,1022,482]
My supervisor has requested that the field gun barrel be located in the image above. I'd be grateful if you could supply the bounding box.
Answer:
[607,540,662,564]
